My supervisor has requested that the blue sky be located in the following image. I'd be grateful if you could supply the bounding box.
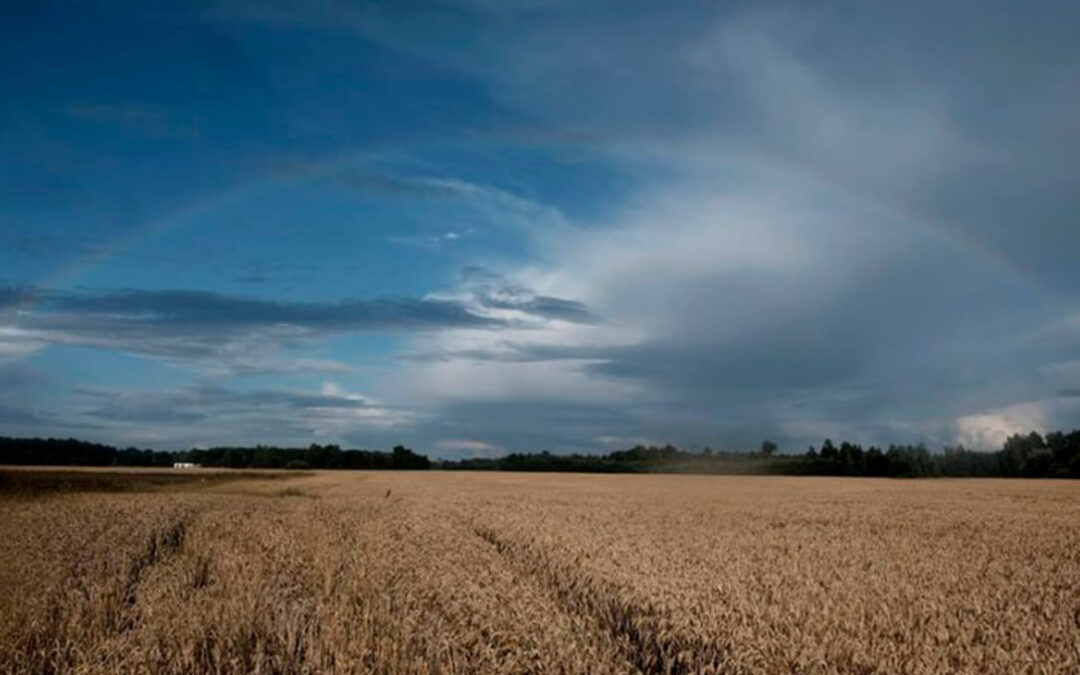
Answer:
[2,0,1079,455]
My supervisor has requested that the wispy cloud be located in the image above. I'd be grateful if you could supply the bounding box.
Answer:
[387,230,469,249]
[338,172,478,199]
[433,439,503,457]
[0,283,595,374]
[70,381,412,447]
[338,171,569,236]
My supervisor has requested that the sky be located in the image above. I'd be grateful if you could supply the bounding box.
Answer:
[2,0,1079,456]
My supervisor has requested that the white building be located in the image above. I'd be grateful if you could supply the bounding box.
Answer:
[172,462,199,469]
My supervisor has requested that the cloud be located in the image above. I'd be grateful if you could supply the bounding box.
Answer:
[373,4,1080,452]
[954,403,1049,451]
[0,285,40,311]
[0,283,594,374]
[35,288,494,330]
[433,439,504,457]
[407,398,653,456]
[338,172,479,199]
[481,294,595,324]
[387,230,469,249]
[0,402,58,426]
[390,174,1044,448]
[70,381,412,447]
[0,359,92,433]
[593,435,660,448]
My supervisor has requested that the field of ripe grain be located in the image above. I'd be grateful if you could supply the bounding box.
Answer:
[1,470,1078,674]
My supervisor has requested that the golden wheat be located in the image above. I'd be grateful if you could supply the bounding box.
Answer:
[1,470,1077,674]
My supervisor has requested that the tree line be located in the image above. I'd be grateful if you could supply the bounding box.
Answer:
[0,438,431,470]
[439,429,1080,478]
[2,429,1078,477]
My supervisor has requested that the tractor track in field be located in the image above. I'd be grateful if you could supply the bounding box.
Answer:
[471,523,738,675]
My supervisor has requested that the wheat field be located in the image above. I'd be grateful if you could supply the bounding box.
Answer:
[1,469,1078,674]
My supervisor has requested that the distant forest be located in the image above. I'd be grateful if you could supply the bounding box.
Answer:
[1,429,1078,477]
[441,431,1080,478]
[0,438,431,471]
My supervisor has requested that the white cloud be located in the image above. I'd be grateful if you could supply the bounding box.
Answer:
[593,435,661,448]
[0,326,47,365]
[433,439,504,456]
[955,402,1048,451]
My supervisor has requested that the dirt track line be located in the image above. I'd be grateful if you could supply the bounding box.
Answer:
[472,524,736,675]
[114,514,191,633]
[121,518,188,606]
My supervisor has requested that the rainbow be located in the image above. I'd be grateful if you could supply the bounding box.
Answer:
[14,154,1062,322]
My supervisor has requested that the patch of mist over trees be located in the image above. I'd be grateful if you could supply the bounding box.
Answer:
[1,430,1078,477]
[440,431,1080,478]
